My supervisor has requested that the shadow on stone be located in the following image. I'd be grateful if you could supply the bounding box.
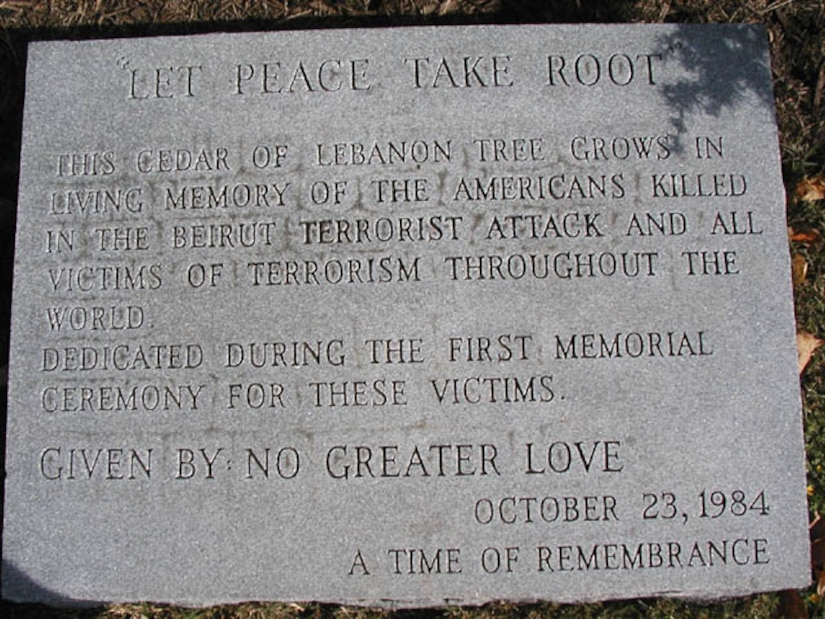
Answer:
[655,24,776,147]
[1,559,97,607]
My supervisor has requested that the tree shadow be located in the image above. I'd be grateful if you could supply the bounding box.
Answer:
[655,24,777,150]
[1,560,99,607]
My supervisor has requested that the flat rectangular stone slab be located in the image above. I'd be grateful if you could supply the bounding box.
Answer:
[3,24,810,607]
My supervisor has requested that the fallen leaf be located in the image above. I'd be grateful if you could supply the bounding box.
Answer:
[798,331,823,374]
[796,175,825,202]
[779,589,808,618]
[792,253,808,285]
[816,539,825,569]
[811,515,825,599]
[812,513,825,536]
[816,563,825,596]
[790,227,822,243]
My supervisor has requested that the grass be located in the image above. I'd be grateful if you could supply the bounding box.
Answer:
[1,0,824,617]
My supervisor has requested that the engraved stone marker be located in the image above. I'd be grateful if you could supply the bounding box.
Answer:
[3,24,810,606]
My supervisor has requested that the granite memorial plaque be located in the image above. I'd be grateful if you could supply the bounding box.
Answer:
[3,24,810,607]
